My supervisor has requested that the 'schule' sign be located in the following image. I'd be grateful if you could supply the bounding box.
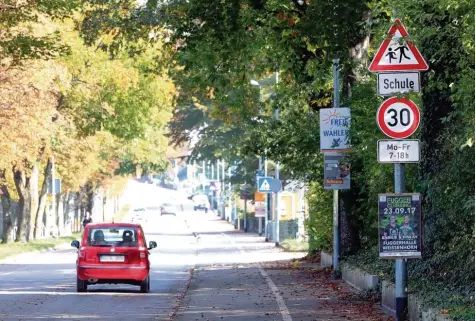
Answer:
[319,108,351,152]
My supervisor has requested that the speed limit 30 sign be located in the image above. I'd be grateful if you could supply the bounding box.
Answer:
[376,97,420,139]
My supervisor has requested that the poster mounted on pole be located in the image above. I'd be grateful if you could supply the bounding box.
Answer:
[378,193,422,259]
[319,108,351,153]
[324,154,351,190]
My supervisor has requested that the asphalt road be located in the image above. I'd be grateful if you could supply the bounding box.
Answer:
[0,180,199,321]
[0,180,306,321]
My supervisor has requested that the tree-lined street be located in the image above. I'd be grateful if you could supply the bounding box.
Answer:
[0,181,196,320]
[1,180,395,321]
[0,0,473,320]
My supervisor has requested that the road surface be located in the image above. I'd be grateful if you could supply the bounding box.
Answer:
[0,180,306,321]
[0,180,199,321]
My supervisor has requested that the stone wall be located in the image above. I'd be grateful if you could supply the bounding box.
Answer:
[321,251,452,321]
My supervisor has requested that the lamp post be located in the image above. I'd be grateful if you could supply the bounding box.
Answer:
[250,79,265,237]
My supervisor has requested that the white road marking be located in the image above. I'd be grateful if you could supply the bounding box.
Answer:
[221,233,293,321]
[0,266,29,276]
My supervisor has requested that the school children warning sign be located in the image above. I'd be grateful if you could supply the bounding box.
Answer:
[369,19,428,72]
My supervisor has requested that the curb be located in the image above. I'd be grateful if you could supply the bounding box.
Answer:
[169,267,195,320]
[170,217,200,320]
[39,243,71,253]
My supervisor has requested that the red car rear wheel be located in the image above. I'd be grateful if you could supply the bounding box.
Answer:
[140,275,150,293]
[77,276,87,292]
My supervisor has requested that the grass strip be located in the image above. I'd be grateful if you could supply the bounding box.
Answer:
[280,238,309,252]
[113,204,131,223]
[0,232,81,261]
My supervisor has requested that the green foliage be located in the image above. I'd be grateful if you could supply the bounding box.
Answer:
[75,0,474,314]
[343,248,474,321]
[305,181,332,252]
[0,0,80,64]
[280,238,309,252]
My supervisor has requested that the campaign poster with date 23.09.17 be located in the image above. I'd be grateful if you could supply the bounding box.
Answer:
[378,193,422,259]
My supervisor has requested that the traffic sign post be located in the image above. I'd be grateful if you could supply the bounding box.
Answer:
[257,160,264,235]
[377,72,420,96]
[369,19,428,72]
[377,97,421,139]
[378,140,420,163]
[255,201,266,217]
[369,19,427,321]
[257,177,274,193]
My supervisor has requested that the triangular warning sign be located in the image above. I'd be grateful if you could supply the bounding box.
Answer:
[259,179,271,191]
[369,19,428,72]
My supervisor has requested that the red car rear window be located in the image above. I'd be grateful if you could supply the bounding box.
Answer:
[87,226,139,247]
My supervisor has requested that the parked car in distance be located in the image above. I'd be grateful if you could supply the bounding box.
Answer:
[191,194,210,213]
[160,203,176,216]
[71,223,157,293]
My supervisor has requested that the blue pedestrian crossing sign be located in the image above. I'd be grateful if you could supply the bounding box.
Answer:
[257,177,273,193]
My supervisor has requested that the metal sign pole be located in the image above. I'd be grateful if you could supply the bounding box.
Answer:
[274,69,280,247]
[258,157,263,236]
[52,155,57,238]
[368,19,428,321]
[332,58,340,272]
[264,157,269,241]
[275,160,280,247]
[274,109,280,247]
[244,195,247,232]
[228,166,232,221]
[395,163,408,320]
[221,160,225,219]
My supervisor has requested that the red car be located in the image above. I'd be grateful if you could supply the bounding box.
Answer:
[71,223,157,293]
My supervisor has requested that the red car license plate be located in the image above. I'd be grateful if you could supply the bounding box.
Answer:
[100,255,125,262]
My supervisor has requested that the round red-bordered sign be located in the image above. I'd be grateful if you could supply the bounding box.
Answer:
[376,97,420,139]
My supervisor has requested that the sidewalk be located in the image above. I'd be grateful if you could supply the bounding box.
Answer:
[174,213,394,321]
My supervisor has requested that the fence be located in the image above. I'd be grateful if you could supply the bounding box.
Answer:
[233,217,300,241]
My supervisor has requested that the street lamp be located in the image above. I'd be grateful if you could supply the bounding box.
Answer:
[250,79,266,237]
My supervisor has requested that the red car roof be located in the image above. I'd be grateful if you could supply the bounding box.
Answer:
[86,222,141,228]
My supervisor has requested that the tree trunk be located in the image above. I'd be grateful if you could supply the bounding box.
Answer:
[34,159,52,239]
[63,192,74,235]
[56,192,64,235]
[29,164,39,240]
[85,183,95,220]
[77,186,88,229]
[1,169,14,244]
[339,11,371,256]
[14,166,32,243]
[74,191,81,233]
